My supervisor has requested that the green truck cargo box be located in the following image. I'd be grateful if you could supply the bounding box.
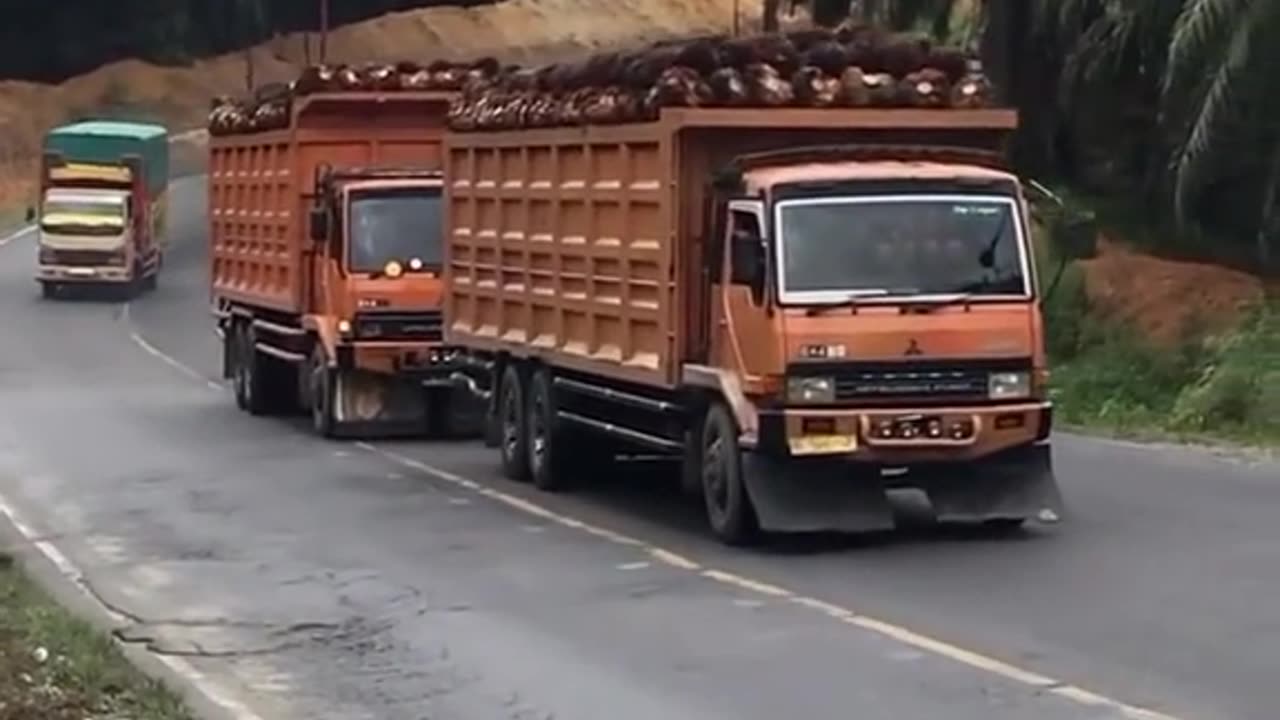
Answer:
[43,120,169,196]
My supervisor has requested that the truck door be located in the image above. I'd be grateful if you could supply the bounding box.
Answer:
[715,201,777,379]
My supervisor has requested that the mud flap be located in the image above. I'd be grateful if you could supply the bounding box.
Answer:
[914,443,1064,525]
[332,370,427,437]
[741,454,896,534]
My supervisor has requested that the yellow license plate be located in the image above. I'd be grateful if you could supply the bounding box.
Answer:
[788,434,858,456]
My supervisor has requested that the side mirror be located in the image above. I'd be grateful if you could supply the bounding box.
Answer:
[1053,210,1099,261]
[308,204,329,243]
[729,228,764,290]
[25,206,35,223]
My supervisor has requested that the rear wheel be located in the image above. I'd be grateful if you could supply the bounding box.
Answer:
[231,324,251,411]
[527,369,574,492]
[498,364,530,482]
[700,402,758,546]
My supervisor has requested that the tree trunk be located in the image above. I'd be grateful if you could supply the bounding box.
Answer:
[763,0,780,31]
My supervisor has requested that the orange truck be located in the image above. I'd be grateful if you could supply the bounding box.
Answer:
[439,107,1098,544]
[209,90,477,437]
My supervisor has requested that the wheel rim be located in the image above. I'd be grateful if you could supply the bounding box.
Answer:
[703,425,729,519]
[529,384,548,473]
[501,379,521,462]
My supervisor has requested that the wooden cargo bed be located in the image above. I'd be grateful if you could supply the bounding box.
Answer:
[444,107,1018,389]
[209,92,453,314]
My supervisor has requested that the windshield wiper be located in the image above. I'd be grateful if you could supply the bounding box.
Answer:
[978,208,1012,269]
[804,289,919,316]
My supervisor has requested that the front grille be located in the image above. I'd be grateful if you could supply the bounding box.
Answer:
[791,358,1032,407]
[45,249,121,266]
[354,310,443,341]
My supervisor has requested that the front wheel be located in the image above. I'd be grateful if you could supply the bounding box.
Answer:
[309,348,337,437]
[39,282,59,300]
[700,403,758,546]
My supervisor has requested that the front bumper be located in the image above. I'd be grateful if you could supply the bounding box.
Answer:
[335,340,463,381]
[754,401,1053,462]
[37,264,132,283]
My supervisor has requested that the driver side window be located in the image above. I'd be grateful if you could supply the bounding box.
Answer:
[727,206,766,305]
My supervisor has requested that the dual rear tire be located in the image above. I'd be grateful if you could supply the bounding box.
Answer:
[228,321,297,417]
[493,361,757,545]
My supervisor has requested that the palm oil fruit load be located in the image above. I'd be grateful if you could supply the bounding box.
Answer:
[207,58,502,136]
[447,25,994,132]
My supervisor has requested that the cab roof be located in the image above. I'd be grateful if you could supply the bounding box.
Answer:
[49,120,168,141]
[744,161,1019,195]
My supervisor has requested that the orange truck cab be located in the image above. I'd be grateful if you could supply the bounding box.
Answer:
[441,107,1098,545]
[210,91,478,437]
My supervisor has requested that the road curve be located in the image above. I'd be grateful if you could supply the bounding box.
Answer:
[0,175,1276,720]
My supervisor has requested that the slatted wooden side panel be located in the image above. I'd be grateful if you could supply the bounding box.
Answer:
[446,126,675,388]
[209,132,298,311]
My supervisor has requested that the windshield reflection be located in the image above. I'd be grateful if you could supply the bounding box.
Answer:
[776,195,1028,302]
[348,188,442,274]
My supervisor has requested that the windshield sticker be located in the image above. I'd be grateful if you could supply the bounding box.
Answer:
[951,204,1002,216]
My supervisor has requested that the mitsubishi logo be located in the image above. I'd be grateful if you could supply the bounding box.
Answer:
[904,338,923,356]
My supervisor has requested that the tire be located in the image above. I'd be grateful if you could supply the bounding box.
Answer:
[144,271,158,292]
[482,389,502,448]
[239,325,286,416]
[497,364,530,482]
[39,282,58,300]
[309,349,338,438]
[526,368,575,492]
[231,324,251,411]
[700,402,759,546]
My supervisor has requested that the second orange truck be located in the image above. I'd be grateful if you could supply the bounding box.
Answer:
[436,106,1097,544]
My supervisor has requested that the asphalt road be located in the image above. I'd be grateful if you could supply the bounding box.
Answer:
[0,175,1276,720]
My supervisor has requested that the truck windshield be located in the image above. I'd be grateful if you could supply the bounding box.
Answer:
[348,188,442,274]
[774,194,1029,303]
[40,196,126,236]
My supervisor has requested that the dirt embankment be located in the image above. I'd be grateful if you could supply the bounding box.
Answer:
[0,0,764,207]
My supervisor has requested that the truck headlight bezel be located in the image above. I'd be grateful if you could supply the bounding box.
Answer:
[787,376,836,404]
[988,371,1032,400]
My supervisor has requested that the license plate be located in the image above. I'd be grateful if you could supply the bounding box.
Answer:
[789,434,858,456]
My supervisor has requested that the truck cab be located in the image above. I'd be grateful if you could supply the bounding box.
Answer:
[307,168,449,371]
[36,185,134,285]
[698,145,1096,536]
[35,162,157,296]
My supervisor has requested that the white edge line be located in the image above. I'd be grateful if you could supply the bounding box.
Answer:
[0,493,262,720]
[0,224,36,247]
[124,308,1184,720]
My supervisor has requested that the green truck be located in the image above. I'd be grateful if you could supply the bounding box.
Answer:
[32,120,169,298]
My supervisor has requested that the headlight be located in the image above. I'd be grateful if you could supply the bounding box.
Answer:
[787,376,836,404]
[383,260,404,278]
[988,371,1031,400]
[337,319,353,336]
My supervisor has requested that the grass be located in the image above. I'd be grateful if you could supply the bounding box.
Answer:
[0,553,192,720]
[1037,214,1280,448]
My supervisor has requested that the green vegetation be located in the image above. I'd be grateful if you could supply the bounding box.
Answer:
[0,554,191,720]
[1041,251,1279,447]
